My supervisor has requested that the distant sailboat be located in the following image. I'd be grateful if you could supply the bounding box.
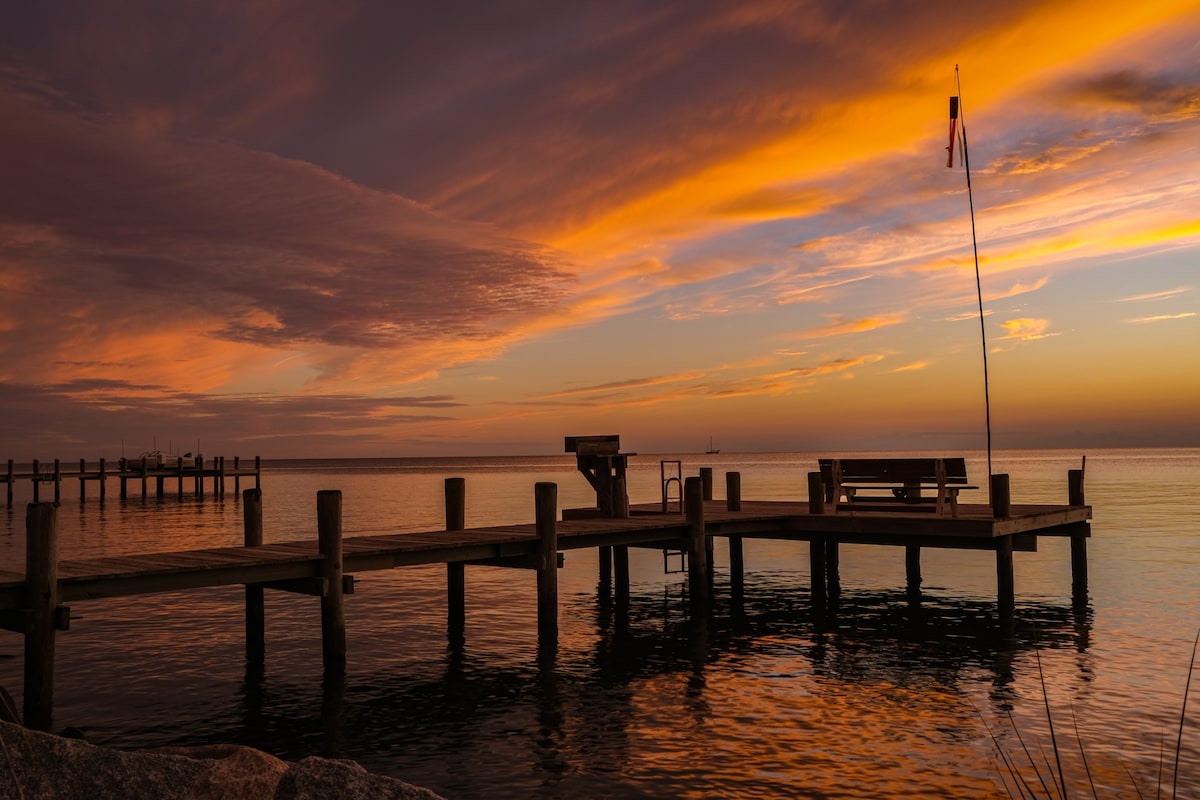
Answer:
[706,437,720,454]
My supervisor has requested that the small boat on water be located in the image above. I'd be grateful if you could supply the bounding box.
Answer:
[706,437,720,454]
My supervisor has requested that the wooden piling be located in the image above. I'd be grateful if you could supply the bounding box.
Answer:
[728,469,744,594]
[177,458,185,500]
[598,546,613,600]
[317,490,346,665]
[24,502,58,731]
[53,459,60,504]
[996,535,1015,617]
[98,458,106,501]
[255,456,261,488]
[32,459,40,503]
[807,472,827,607]
[234,456,241,494]
[807,471,824,515]
[445,477,466,641]
[726,472,741,512]
[79,459,86,501]
[614,546,629,606]
[194,456,203,499]
[699,467,713,501]
[244,488,265,665]
[991,473,1011,519]
[612,475,629,518]
[535,482,558,640]
[1068,469,1088,602]
[684,476,709,608]
[119,459,128,500]
[905,545,922,599]
[5,460,12,507]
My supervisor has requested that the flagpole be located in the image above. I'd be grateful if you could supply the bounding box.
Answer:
[953,65,993,487]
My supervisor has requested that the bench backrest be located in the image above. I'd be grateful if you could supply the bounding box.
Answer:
[818,458,969,498]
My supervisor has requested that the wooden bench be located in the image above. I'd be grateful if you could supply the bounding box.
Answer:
[818,457,977,517]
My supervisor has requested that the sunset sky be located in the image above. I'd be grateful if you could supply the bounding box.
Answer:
[1,2,1197,459]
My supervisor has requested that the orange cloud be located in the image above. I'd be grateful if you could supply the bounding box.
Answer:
[792,313,907,340]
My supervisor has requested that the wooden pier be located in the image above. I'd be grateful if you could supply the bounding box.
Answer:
[0,450,1091,731]
[1,456,261,506]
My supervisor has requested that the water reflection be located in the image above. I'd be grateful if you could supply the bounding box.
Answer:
[227,581,1095,799]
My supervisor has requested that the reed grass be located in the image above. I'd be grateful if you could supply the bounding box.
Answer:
[984,631,1198,800]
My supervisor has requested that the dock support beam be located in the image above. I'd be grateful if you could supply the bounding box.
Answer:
[317,491,346,666]
[535,482,558,641]
[992,474,1014,617]
[614,546,629,607]
[446,478,466,643]
[807,472,828,609]
[1068,469,1088,604]
[244,488,265,667]
[685,476,709,610]
[727,472,743,601]
[905,546,922,601]
[24,503,58,731]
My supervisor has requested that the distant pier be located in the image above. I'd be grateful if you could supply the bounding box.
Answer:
[1,456,261,506]
[0,437,1091,731]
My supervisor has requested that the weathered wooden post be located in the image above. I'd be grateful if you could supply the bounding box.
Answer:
[726,472,741,512]
[32,459,40,503]
[992,474,1014,616]
[905,546,922,601]
[612,475,629,518]
[244,488,265,666]
[218,456,226,497]
[445,477,466,642]
[991,473,1011,519]
[156,471,165,499]
[535,482,558,641]
[598,546,613,602]
[807,472,827,609]
[194,456,203,498]
[1068,469,1088,603]
[234,456,241,494]
[98,457,106,502]
[699,467,713,501]
[53,459,61,504]
[24,502,58,730]
[317,490,346,665]
[119,458,128,500]
[255,456,261,488]
[726,472,743,599]
[177,457,185,500]
[6,459,13,507]
[79,458,87,502]
[684,476,709,609]
[614,546,630,606]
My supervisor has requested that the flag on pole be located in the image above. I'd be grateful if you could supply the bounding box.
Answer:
[947,96,959,168]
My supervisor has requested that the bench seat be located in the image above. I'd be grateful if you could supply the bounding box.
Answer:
[818,457,978,517]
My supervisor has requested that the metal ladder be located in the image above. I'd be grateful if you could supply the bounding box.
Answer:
[660,460,687,573]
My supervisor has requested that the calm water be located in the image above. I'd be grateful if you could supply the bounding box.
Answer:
[2,449,1199,799]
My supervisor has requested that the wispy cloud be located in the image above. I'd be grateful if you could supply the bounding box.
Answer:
[891,361,929,373]
[1113,286,1192,302]
[1125,312,1197,323]
[791,313,907,340]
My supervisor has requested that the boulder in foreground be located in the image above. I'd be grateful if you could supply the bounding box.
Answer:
[0,721,445,800]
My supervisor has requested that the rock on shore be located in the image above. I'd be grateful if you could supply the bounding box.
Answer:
[0,721,446,800]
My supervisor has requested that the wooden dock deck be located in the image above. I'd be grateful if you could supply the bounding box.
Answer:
[0,500,1088,609]
[1,455,260,505]
[2,462,1092,731]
